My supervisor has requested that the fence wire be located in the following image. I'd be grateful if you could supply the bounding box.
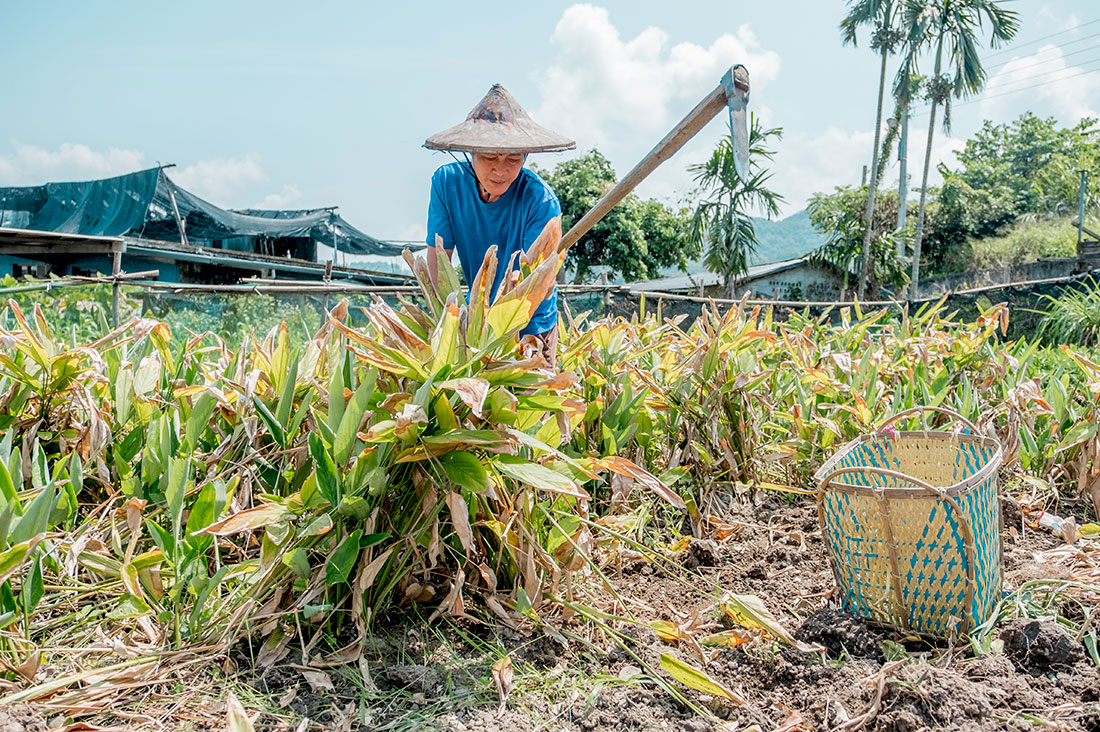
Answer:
[1,271,1098,346]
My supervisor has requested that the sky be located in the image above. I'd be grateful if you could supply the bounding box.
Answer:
[2,1,1098,259]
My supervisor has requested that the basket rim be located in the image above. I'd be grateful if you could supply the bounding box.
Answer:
[812,428,1003,498]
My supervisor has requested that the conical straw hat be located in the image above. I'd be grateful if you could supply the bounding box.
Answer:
[424,84,575,154]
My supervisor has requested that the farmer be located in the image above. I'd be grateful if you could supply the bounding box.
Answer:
[424,84,575,366]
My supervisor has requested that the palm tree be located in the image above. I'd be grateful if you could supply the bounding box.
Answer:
[841,0,906,300]
[689,117,784,298]
[896,0,1019,299]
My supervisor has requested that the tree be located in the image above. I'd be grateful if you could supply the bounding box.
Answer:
[533,150,697,283]
[953,113,1100,216]
[807,185,909,295]
[895,0,1019,298]
[914,114,1098,274]
[841,0,907,299]
[688,118,784,298]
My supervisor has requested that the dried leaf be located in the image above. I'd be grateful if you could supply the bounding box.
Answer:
[226,690,255,732]
[601,456,685,509]
[491,655,513,712]
[720,594,822,653]
[439,378,491,418]
[194,503,290,536]
[300,669,335,693]
[445,491,476,556]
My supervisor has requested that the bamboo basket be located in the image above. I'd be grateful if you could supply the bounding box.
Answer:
[813,406,1004,637]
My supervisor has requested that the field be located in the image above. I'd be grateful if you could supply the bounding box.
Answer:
[0,240,1097,731]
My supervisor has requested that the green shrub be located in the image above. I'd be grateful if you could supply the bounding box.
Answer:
[968,216,1079,270]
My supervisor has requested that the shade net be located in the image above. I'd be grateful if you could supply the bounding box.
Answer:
[0,168,407,256]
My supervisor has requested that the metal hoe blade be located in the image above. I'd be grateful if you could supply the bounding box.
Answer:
[722,64,751,181]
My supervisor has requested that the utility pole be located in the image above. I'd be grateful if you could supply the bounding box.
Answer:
[1078,169,1088,256]
[896,107,908,258]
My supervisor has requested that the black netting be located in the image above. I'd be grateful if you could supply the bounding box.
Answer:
[0,168,408,256]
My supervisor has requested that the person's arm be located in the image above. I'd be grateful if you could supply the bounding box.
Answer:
[426,170,456,288]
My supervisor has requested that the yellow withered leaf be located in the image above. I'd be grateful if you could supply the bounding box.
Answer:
[659,653,745,705]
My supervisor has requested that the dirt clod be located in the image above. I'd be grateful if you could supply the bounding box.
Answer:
[795,608,884,661]
[681,539,719,569]
[384,664,443,693]
[999,618,1086,671]
[0,704,48,732]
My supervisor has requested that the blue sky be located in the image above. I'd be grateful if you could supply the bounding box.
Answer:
[2,1,1097,255]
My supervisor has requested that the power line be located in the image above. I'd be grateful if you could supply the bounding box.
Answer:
[908,54,1100,110]
[983,33,1100,77]
[982,53,1100,93]
[908,63,1100,122]
[982,17,1100,60]
[965,64,1100,105]
[902,38,1100,111]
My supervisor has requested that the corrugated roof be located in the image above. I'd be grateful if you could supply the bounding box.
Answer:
[626,257,809,293]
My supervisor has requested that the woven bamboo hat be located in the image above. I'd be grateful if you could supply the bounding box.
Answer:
[424,84,575,154]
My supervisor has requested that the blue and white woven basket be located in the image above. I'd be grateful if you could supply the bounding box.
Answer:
[813,406,1003,637]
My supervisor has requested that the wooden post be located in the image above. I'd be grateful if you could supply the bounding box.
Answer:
[599,271,609,309]
[323,259,333,314]
[111,250,122,328]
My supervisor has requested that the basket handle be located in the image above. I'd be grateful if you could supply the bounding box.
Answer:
[878,405,980,436]
[816,465,939,494]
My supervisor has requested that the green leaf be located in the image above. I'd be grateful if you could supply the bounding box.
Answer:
[440,452,488,493]
[184,391,219,451]
[165,457,190,541]
[275,355,300,430]
[328,349,348,435]
[185,480,226,539]
[1059,421,1096,449]
[334,369,377,464]
[252,395,286,447]
[145,519,177,566]
[309,433,340,507]
[326,530,362,586]
[108,593,153,620]
[68,451,83,500]
[0,536,42,585]
[0,455,17,509]
[282,547,311,579]
[287,387,315,443]
[659,653,744,703]
[495,455,587,498]
[337,495,373,520]
[9,483,56,545]
[486,297,531,340]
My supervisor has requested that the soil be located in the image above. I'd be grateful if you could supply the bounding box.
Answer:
[0,704,48,732]
[228,495,1100,731]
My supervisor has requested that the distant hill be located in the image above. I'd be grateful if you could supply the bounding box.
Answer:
[750,209,825,263]
[673,209,825,276]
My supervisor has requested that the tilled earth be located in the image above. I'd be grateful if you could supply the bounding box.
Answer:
[229,494,1100,732]
[14,494,1094,731]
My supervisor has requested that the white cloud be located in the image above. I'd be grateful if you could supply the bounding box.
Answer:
[770,127,875,214]
[171,155,267,205]
[255,184,302,209]
[392,221,427,243]
[0,142,145,185]
[531,4,781,207]
[978,44,1100,125]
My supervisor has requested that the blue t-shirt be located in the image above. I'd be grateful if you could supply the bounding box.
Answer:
[426,162,560,335]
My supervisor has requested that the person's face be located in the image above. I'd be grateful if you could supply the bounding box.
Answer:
[471,153,525,200]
